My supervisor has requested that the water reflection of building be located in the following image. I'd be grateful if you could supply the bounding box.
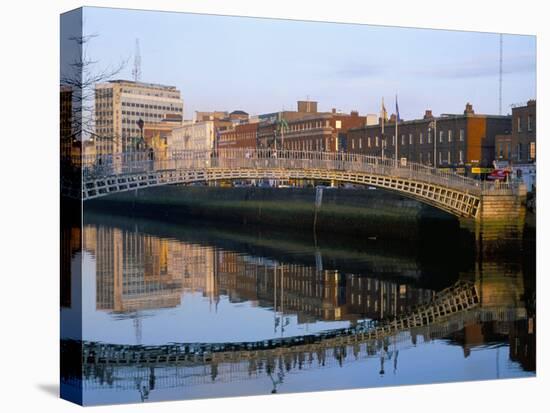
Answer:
[446,258,535,371]
[61,224,81,308]
[84,225,220,313]
[84,222,534,369]
[85,224,438,326]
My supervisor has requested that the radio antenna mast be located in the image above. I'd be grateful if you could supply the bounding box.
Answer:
[499,34,503,115]
[132,38,142,82]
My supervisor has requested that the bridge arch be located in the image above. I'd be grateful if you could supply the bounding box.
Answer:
[80,149,523,220]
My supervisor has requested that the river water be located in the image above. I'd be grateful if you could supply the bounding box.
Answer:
[61,209,535,405]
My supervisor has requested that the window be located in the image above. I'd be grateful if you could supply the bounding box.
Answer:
[351,139,355,150]
[419,132,423,144]
[529,142,536,160]
[368,137,371,147]
[459,129,464,141]
[419,153,423,163]
[359,138,363,149]
[409,133,413,145]
[528,115,533,132]
[517,143,523,161]
[439,130,443,143]
[448,130,453,142]
[428,130,432,144]
[438,151,442,165]
[517,116,522,133]
[392,135,395,146]
[447,151,451,163]
[375,136,379,147]
[401,134,405,145]
[459,150,463,164]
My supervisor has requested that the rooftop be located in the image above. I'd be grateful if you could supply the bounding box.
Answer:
[106,79,178,90]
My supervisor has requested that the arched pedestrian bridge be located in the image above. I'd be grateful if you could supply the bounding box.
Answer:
[79,149,525,220]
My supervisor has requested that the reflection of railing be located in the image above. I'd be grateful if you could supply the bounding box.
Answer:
[75,307,528,393]
[77,281,478,367]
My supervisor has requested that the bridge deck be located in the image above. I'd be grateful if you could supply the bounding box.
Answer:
[74,149,523,220]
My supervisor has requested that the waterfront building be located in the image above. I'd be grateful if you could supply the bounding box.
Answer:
[257,100,321,148]
[194,110,228,122]
[280,109,366,152]
[94,80,184,155]
[218,121,258,149]
[495,99,536,164]
[257,100,367,151]
[229,110,249,123]
[347,103,511,170]
[169,120,215,152]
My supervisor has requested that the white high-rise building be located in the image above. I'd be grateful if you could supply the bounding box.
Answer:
[94,80,184,155]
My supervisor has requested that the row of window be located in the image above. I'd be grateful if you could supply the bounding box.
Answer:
[121,88,180,99]
[285,120,332,131]
[220,132,256,142]
[516,114,535,133]
[497,141,536,161]
[284,138,331,151]
[350,129,465,150]
[121,113,159,120]
[121,101,182,112]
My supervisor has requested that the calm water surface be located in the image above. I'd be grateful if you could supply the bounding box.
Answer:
[61,212,535,405]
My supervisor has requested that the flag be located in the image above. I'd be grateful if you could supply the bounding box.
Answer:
[395,95,400,122]
[381,97,387,134]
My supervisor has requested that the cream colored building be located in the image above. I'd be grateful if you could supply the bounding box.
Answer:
[169,120,216,152]
[94,80,184,155]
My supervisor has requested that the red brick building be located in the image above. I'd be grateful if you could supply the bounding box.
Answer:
[495,99,536,164]
[281,110,366,152]
[218,122,258,149]
[347,103,511,169]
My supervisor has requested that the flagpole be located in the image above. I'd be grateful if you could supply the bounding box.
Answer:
[395,94,398,165]
[381,97,385,135]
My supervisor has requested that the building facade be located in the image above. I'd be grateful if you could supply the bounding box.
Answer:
[94,80,184,155]
[257,101,366,151]
[495,100,536,164]
[218,122,258,149]
[280,110,366,152]
[347,103,511,170]
[169,120,215,152]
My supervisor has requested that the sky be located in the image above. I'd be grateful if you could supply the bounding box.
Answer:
[80,7,536,120]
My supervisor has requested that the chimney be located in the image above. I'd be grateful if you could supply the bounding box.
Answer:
[331,108,336,114]
[350,110,359,117]
[389,113,397,123]
[297,100,318,113]
[424,110,433,119]
[464,103,475,115]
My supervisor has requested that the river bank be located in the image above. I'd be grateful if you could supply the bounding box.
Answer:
[87,185,461,241]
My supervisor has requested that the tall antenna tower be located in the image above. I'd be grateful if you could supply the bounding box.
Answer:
[132,38,142,82]
[499,34,503,115]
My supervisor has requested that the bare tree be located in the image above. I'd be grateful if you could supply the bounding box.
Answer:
[60,33,127,147]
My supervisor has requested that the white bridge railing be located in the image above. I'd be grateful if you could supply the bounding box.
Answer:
[81,149,521,196]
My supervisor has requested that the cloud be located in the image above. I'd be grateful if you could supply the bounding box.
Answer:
[413,53,536,79]
[331,62,384,78]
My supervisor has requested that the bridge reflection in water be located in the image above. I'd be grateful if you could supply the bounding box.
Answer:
[60,214,535,404]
